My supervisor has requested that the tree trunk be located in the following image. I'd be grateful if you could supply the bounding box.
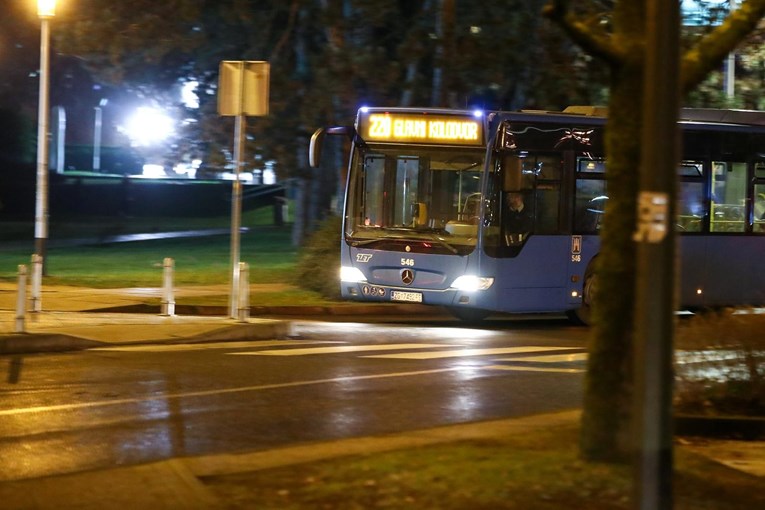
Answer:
[431,0,455,106]
[579,1,645,462]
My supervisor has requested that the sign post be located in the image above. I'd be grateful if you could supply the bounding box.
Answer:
[218,61,270,318]
[633,1,680,508]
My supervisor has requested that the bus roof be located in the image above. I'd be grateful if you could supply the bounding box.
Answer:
[557,105,765,127]
[353,105,765,133]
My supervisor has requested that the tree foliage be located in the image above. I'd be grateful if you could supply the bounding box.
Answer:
[54,1,605,178]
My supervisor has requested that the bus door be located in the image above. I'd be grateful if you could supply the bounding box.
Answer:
[490,152,570,312]
[705,159,751,305]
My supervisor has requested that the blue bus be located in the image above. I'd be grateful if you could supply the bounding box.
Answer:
[310,106,765,321]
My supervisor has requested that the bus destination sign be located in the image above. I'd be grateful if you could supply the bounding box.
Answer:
[358,112,484,146]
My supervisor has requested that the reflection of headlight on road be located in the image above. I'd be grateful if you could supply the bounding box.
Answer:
[450,275,494,292]
[340,266,367,283]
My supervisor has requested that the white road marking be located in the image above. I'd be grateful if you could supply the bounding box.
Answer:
[494,352,588,363]
[0,368,463,418]
[362,346,573,360]
[485,365,585,374]
[90,340,335,352]
[230,343,454,356]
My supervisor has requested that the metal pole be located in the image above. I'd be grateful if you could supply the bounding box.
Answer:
[229,60,246,318]
[93,105,103,171]
[30,254,43,313]
[633,0,680,509]
[15,265,28,333]
[724,0,738,99]
[34,16,51,275]
[229,113,244,318]
[55,106,65,174]
[161,257,175,316]
[237,261,250,322]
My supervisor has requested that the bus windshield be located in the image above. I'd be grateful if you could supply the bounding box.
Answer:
[345,145,486,255]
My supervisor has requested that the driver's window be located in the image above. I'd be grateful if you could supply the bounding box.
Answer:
[393,157,420,227]
[362,155,385,226]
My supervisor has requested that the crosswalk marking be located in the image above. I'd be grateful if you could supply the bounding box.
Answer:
[494,352,587,363]
[229,343,454,356]
[90,340,333,353]
[485,365,585,374]
[362,346,574,360]
[0,368,464,418]
[91,341,588,375]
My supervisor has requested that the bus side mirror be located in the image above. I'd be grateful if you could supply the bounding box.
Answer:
[309,126,356,168]
[309,128,326,168]
[503,155,522,192]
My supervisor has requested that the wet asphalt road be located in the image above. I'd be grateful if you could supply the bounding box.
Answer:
[0,317,587,482]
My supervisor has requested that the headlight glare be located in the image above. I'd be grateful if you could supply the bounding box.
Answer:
[340,266,367,283]
[450,275,494,292]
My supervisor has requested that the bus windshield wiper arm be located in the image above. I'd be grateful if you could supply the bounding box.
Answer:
[349,232,458,253]
[420,234,459,254]
[350,238,386,247]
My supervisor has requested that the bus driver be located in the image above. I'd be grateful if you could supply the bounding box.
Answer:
[505,191,533,244]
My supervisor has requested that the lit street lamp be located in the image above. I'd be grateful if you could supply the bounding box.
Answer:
[34,0,56,275]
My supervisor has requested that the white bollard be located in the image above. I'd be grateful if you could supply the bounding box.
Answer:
[237,261,250,322]
[15,265,28,333]
[161,257,176,316]
[30,254,43,313]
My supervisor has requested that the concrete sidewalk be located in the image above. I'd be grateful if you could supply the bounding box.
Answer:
[0,281,441,354]
[0,281,295,354]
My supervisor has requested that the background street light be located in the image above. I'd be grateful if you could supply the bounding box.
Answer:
[34,0,56,273]
[93,98,107,171]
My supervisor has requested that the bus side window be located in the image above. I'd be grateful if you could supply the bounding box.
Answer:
[677,180,704,232]
[533,155,563,234]
[754,187,765,233]
[677,162,704,233]
[534,184,561,234]
[574,158,606,233]
[710,161,746,232]
[753,161,765,233]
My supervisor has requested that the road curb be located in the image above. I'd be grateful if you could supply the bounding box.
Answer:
[0,321,294,354]
[86,303,450,317]
[0,334,104,354]
[178,320,294,343]
[185,410,582,478]
[676,414,765,440]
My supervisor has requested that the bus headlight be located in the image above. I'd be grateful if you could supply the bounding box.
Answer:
[340,266,367,283]
[450,275,494,292]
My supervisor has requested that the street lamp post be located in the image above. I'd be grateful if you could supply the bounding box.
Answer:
[93,99,108,171]
[34,0,56,275]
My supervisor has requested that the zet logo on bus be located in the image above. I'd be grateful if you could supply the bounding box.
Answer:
[361,113,483,146]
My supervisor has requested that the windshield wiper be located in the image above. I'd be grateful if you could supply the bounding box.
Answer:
[420,233,459,254]
[347,230,459,254]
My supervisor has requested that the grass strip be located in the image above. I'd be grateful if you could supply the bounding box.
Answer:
[204,422,764,509]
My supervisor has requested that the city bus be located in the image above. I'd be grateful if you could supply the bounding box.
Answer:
[309,106,765,322]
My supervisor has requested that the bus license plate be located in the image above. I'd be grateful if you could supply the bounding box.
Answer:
[391,291,422,303]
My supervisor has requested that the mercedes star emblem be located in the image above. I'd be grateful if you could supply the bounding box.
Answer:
[401,269,414,285]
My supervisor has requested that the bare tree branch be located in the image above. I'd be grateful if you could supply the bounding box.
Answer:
[543,0,623,66]
[270,0,300,62]
[682,0,765,93]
